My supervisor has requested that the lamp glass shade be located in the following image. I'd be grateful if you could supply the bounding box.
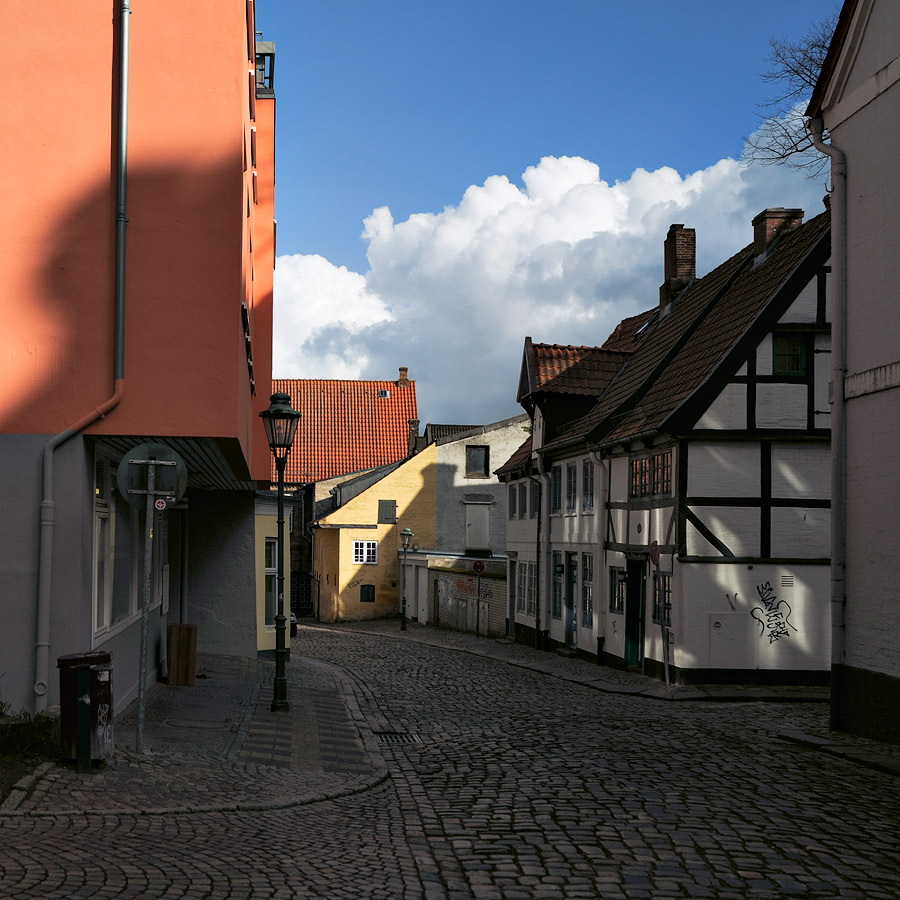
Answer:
[400,527,414,549]
[260,392,301,457]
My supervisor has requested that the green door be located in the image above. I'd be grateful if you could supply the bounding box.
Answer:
[625,558,645,668]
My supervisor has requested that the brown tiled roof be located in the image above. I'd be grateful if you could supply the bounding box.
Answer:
[544,210,831,453]
[520,342,630,403]
[272,377,418,483]
[600,308,657,352]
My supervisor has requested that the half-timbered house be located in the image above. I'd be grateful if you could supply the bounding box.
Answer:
[501,208,832,683]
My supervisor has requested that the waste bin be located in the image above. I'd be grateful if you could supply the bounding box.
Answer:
[57,652,114,766]
[167,624,197,686]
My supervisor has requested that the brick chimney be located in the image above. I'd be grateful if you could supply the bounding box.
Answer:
[407,418,420,457]
[752,208,804,261]
[397,366,410,387]
[659,224,696,307]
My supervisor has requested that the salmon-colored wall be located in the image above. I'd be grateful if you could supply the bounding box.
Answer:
[2,1,273,480]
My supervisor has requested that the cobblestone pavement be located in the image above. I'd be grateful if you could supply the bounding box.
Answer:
[2,621,899,899]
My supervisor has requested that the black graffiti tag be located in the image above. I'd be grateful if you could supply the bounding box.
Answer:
[751,581,798,643]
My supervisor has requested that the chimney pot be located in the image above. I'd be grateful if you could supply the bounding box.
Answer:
[752,208,804,259]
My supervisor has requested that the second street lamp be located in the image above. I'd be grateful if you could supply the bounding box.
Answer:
[259,391,301,712]
[400,527,413,631]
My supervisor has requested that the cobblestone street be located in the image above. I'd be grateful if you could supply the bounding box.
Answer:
[2,622,899,899]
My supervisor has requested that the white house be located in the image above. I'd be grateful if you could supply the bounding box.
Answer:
[807,0,900,741]
[501,210,832,683]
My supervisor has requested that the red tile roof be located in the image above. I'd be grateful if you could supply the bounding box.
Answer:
[271,376,418,483]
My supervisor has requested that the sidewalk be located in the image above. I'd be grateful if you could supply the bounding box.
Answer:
[2,621,898,817]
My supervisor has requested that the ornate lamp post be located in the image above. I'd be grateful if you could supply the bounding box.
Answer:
[400,527,413,631]
[259,391,301,712]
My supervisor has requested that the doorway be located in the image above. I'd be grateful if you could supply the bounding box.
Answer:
[564,552,578,650]
[625,557,645,668]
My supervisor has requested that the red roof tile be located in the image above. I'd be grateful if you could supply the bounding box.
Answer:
[271,377,418,483]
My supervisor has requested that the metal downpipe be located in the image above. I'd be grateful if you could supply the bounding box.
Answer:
[34,0,131,712]
[807,116,847,730]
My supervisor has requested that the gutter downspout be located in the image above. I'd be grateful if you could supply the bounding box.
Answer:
[34,0,131,712]
[591,450,608,662]
[808,116,847,731]
[534,454,552,650]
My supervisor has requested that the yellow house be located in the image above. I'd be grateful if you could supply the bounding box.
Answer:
[255,493,292,657]
[314,444,436,622]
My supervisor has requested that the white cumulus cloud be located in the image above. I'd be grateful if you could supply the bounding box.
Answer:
[273,150,828,425]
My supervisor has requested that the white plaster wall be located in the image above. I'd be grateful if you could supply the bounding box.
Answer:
[694,383,747,430]
[675,563,830,672]
[435,417,529,554]
[830,35,900,682]
[756,384,808,428]
[844,390,900,677]
[778,275,818,323]
[688,443,759,497]
[771,508,830,558]
[686,507,760,557]
[771,444,829,499]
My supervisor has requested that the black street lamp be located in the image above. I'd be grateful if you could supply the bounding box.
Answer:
[400,527,413,631]
[259,391,301,712]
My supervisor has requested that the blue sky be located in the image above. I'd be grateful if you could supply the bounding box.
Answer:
[256,1,838,425]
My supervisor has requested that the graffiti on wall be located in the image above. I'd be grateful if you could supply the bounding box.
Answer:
[750,581,797,643]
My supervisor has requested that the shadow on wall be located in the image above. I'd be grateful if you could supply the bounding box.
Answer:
[2,155,270,436]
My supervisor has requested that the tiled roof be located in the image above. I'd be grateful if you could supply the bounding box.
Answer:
[600,308,657,352]
[423,423,479,443]
[519,342,630,403]
[544,210,831,453]
[272,377,418,483]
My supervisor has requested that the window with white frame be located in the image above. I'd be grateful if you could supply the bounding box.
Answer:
[550,465,562,513]
[582,553,594,625]
[518,482,527,520]
[93,454,139,636]
[352,540,378,565]
[566,462,577,511]
[610,567,626,614]
[526,561,537,616]
[516,564,526,612]
[264,537,277,626]
[582,459,594,510]
[508,484,517,520]
[551,551,563,619]
[653,570,672,626]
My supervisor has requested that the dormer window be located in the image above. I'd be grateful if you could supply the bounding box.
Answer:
[378,389,390,399]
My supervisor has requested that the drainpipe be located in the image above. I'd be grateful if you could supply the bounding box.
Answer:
[534,454,552,650]
[34,0,131,712]
[591,450,608,662]
[808,116,847,731]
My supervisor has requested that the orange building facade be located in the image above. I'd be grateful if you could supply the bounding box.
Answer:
[1,1,277,714]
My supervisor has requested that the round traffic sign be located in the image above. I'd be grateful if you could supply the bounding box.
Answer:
[649,541,660,566]
[472,560,485,574]
[155,498,168,511]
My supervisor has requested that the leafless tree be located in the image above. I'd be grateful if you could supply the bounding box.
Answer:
[742,13,838,177]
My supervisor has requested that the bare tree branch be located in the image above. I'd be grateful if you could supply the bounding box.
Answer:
[741,13,838,179]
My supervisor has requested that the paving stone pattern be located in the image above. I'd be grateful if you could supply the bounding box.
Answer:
[1,621,899,899]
